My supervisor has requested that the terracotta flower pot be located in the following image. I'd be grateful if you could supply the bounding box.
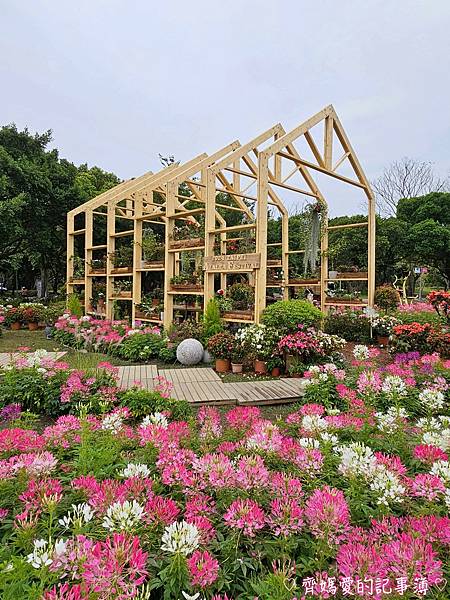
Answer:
[231,363,243,374]
[28,322,39,331]
[254,360,267,375]
[11,322,21,331]
[377,335,389,346]
[271,367,281,377]
[152,298,160,307]
[215,358,231,373]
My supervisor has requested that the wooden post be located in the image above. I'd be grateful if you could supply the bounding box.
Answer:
[367,193,376,307]
[255,152,269,322]
[204,170,216,310]
[281,209,289,300]
[163,182,176,329]
[106,201,116,320]
[66,213,75,303]
[132,196,143,325]
[85,209,93,313]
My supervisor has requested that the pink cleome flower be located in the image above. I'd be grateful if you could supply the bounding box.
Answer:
[187,549,220,588]
[305,486,350,544]
[223,498,265,537]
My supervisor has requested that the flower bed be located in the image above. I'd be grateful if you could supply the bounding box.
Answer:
[0,349,449,597]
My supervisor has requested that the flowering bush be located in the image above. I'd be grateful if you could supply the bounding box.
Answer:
[206,332,234,359]
[372,314,400,336]
[324,307,372,342]
[235,324,280,360]
[390,322,450,357]
[4,305,24,326]
[0,349,449,598]
[428,290,450,323]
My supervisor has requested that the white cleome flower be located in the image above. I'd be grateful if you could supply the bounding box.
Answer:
[422,429,450,451]
[382,375,407,397]
[369,465,406,506]
[58,502,94,528]
[353,345,370,361]
[375,406,408,434]
[430,461,450,485]
[102,500,144,532]
[301,414,329,432]
[26,539,53,569]
[160,520,200,556]
[141,412,169,429]
[101,413,124,434]
[336,442,378,478]
[444,489,450,512]
[419,388,445,412]
[120,462,151,479]
[298,437,320,449]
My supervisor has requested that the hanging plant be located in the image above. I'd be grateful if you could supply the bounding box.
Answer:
[303,201,327,276]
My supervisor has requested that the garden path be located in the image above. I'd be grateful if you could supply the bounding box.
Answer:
[116,365,306,406]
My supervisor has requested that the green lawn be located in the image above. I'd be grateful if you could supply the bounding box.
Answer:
[0,329,129,369]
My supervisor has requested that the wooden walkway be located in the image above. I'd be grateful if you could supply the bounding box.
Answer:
[117,365,306,406]
[0,351,67,367]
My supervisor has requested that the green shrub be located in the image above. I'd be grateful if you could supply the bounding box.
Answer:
[167,320,204,345]
[114,333,165,362]
[324,309,371,342]
[374,285,400,311]
[261,300,322,333]
[202,298,223,342]
[118,388,192,420]
[67,294,83,318]
[394,309,444,328]
[0,368,69,416]
[158,345,177,363]
[43,301,66,325]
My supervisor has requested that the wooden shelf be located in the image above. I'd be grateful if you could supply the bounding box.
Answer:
[326,278,368,282]
[223,317,255,323]
[136,267,165,272]
[134,317,163,323]
[168,290,204,295]
[109,272,133,277]
[68,279,85,285]
[87,273,107,277]
[325,301,367,307]
[109,296,133,301]
[286,283,321,287]
[168,246,205,253]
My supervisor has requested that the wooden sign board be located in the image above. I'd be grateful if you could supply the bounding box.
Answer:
[204,253,261,272]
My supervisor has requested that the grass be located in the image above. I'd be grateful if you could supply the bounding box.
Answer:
[0,329,129,369]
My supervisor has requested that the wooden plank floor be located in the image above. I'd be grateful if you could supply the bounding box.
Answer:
[0,351,67,367]
[117,365,305,406]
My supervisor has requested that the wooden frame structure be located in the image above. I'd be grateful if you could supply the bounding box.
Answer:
[67,105,376,327]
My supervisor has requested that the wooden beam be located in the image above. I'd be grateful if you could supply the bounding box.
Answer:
[276,151,366,189]
[210,223,256,234]
[304,130,325,167]
[327,222,367,231]
[332,151,350,172]
[323,115,333,170]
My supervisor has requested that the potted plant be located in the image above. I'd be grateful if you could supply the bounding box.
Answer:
[140,229,165,267]
[288,356,306,378]
[169,221,204,249]
[231,346,245,374]
[373,314,399,346]
[222,282,254,320]
[5,306,24,330]
[267,354,284,377]
[235,323,279,375]
[207,331,234,373]
[110,246,134,273]
[89,256,107,274]
[337,265,368,279]
[22,304,43,331]
[170,271,203,292]
[70,256,85,281]
[113,280,132,298]
[289,269,320,285]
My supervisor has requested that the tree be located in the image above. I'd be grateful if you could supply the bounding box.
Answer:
[0,124,119,295]
[397,192,450,288]
[372,157,449,217]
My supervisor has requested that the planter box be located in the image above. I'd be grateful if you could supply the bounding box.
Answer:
[223,310,254,321]
[337,272,368,279]
[169,237,203,250]
[90,269,106,275]
[171,284,203,292]
[326,298,363,304]
[267,259,282,266]
[113,291,132,298]
[69,277,85,283]
[289,278,319,285]
[267,280,282,286]
[135,310,158,320]
[142,260,164,269]
[112,267,132,274]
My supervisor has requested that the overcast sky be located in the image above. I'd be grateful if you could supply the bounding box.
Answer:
[1,0,450,215]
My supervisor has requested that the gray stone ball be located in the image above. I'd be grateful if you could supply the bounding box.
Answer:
[176,338,204,366]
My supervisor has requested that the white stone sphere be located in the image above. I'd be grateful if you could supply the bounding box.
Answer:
[176,338,204,365]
